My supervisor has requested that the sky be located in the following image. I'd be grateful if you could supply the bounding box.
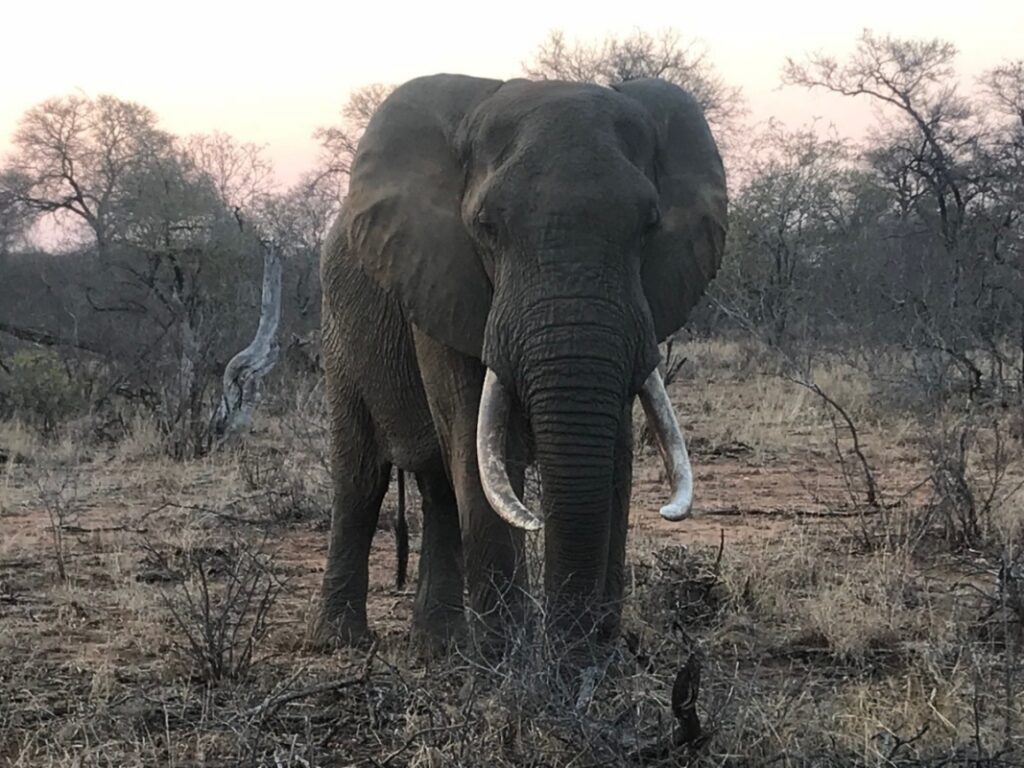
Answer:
[2,0,1022,189]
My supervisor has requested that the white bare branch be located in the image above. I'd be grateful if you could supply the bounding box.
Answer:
[212,241,282,444]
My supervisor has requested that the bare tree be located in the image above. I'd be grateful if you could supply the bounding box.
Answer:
[212,241,282,444]
[7,95,174,257]
[984,60,1024,127]
[979,61,1024,397]
[783,32,979,297]
[185,132,275,215]
[980,60,1024,261]
[717,121,856,347]
[1,94,267,453]
[312,83,395,198]
[524,29,745,137]
[782,32,1024,403]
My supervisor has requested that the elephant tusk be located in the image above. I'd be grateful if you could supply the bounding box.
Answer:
[639,368,694,521]
[476,369,543,531]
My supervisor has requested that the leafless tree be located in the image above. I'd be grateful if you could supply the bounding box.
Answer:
[0,94,266,452]
[783,32,1024,403]
[312,83,395,199]
[6,95,174,258]
[524,29,745,139]
[984,60,1024,127]
[717,121,856,347]
[784,31,980,302]
[212,241,282,444]
[185,132,275,215]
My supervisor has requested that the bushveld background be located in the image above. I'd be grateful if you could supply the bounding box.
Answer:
[1,29,1023,767]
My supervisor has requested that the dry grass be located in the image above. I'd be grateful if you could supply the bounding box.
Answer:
[1,340,1022,766]
[113,413,166,463]
[665,338,908,466]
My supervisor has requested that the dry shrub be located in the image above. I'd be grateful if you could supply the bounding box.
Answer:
[924,413,1022,552]
[232,384,333,526]
[667,530,1023,764]
[698,373,825,461]
[317,542,727,767]
[0,418,46,467]
[717,533,936,662]
[151,533,285,683]
[0,349,90,437]
[236,445,327,525]
[809,357,882,424]
[624,541,727,638]
[831,656,980,762]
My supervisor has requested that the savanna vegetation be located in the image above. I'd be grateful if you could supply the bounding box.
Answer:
[1,29,1022,767]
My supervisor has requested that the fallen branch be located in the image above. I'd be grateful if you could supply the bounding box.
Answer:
[250,639,378,719]
[375,721,472,767]
[0,321,107,356]
[60,524,148,534]
[0,558,42,570]
[698,505,884,519]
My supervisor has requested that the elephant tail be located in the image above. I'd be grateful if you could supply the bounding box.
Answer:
[395,468,409,590]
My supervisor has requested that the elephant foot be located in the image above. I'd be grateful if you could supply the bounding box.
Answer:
[595,605,624,643]
[412,602,467,654]
[538,599,620,666]
[463,602,536,662]
[310,605,373,651]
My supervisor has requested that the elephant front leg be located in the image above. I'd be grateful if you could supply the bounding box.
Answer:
[460,451,529,640]
[412,330,528,647]
[412,466,466,646]
[315,463,391,648]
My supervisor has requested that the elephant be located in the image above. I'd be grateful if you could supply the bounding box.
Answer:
[315,73,727,647]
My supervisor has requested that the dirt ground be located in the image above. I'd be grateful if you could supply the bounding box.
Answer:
[1,355,1021,766]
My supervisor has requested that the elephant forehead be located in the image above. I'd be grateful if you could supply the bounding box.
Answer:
[467,81,656,168]
[477,146,659,230]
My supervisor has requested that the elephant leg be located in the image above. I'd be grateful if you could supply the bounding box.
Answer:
[600,404,634,640]
[315,401,391,647]
[412,465,466,644]
[465,428,529,638]
[411,330,528,640]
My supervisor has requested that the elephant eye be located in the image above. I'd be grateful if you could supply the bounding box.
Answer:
[475,207,498,239]
[645,204,661,231]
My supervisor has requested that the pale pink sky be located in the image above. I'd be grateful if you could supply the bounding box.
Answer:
[2,0,1021,188]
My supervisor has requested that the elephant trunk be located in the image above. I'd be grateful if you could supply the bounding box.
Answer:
[521,316,630,631]
[477,366,695,531]
[531,396,619,624]
[475,265,696,633]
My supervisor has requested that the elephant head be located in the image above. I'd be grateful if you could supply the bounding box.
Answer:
[345,74,727,623]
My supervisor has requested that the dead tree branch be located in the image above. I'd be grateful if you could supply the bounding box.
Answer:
[212,241,282,444]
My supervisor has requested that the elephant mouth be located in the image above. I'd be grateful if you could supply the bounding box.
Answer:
[475,367,694,530]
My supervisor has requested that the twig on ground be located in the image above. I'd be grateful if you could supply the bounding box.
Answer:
[250,639,379,720]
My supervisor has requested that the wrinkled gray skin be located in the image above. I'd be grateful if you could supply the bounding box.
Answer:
[316,74,727,646]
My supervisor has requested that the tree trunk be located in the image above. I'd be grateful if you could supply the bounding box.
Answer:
[212,242,283,445]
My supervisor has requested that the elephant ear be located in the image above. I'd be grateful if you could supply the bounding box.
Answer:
[612,79,728,341]
[344,74,503,357]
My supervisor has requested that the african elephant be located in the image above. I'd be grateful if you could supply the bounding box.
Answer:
[316,74,727,646]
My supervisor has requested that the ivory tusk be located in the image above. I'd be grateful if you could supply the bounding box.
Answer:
[476,369,543,531]
[638,368,695,521]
